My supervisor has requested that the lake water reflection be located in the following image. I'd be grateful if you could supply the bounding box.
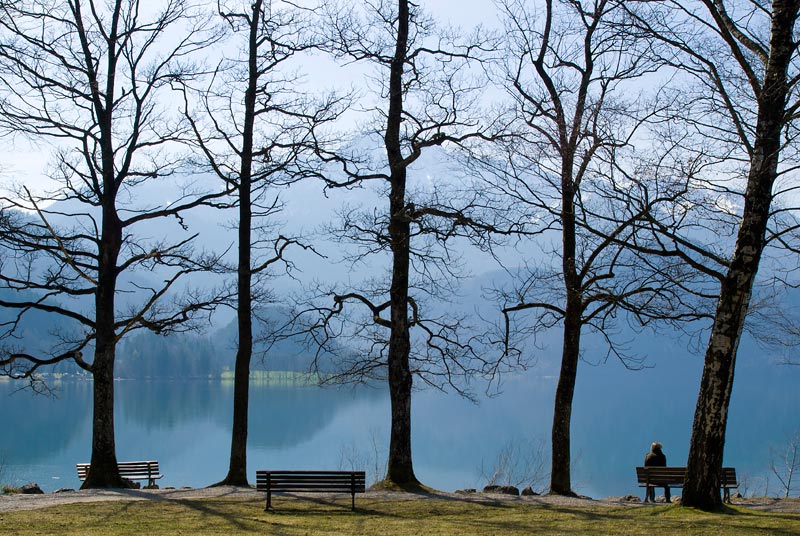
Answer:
[1,351,798,499]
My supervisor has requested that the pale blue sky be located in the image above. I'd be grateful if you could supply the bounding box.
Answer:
[0,0,500,197]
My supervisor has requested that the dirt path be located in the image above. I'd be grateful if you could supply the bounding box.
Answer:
[1,486,798,514]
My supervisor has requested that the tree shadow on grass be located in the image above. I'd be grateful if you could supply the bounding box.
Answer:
[696,504,800,526]
[82,489,269,534]
[263,493,367,513]
[64,489,800,536]
[114,498,259,534]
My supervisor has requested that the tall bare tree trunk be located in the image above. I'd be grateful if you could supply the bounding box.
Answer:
[218,174,253,485]
[83,200,124,488]
[216,0,262,488]
[682,0,799,510]
[382,0,420,490]
[550,303,581,495]
[386,171,417,487]
[84,350,123,488]
[550,162,581,496]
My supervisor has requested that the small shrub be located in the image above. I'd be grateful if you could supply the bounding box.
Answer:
[479,436,548,493]
[1,485,22,495]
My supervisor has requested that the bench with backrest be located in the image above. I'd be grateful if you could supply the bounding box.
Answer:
[76,460,163,488]
[256,470,366,511]
[636,466,738,503]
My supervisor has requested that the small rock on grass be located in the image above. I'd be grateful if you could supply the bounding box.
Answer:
[21,483,44,494]
[482,485,520,496]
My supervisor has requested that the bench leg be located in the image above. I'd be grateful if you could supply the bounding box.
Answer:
[265,491,272,512]
[350,472,357,511]
[723,488,730,503]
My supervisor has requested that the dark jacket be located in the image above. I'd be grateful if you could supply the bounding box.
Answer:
[644,447,666,467]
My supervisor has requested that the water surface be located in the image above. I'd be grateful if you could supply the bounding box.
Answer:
[1,347,797,498]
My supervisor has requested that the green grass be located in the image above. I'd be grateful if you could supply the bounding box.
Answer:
[1,497,798,535]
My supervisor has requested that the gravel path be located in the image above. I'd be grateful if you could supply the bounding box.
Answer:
[1,486,798,514]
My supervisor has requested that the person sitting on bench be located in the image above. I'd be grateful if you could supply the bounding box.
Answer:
[644,442,671,503]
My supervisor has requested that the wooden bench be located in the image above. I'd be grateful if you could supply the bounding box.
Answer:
[256,470,366,511]
[77,460,163,488]
[636,466,738,503]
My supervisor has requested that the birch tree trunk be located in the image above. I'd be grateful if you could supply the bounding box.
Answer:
[683,0,800,510]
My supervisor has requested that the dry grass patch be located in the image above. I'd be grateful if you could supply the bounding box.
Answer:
[0,496,798,535]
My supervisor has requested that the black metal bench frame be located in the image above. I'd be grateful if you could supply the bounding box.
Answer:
[77,460,163,487]
[256,470,366,511]
[636,466,738,503]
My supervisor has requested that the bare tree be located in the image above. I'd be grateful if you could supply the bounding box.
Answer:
[180,0,341,487]
[0,451,7,488]
[770,431,800,498]
[485,0,705,496]
[624,0,800,510]
[338,427,387,486]
[0,0,225,488]
[479,436,548,493]
[291,0,510,490]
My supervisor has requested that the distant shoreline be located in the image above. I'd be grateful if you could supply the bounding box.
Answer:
[0,370,325,386]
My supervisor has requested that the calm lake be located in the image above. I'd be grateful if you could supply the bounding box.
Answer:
[1,345,798,499]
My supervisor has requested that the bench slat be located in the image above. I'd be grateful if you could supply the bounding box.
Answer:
[256,484,366,491]
[78,461,159,467]
[260,477,365,484]
[259,481,366,487]
[259,470,363,475]
[265,475,366,482]
[261,484,365,491]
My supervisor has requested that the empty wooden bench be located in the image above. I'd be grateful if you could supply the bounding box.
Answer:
[77,460,163,488]
[256,470,366,511]
[636,466,738,503]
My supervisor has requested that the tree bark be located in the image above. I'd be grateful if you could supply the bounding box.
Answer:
[218,174,253,486]
[682,0,799,510]
[382,0,421,490]
[82,347,124,488]
[82,198,124,488]
[215,0,261,488]
[549,301,581,496]
[385,168,418,487]
[549,157,581,496]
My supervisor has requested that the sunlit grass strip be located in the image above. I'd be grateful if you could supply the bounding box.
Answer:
[0,497,798,535]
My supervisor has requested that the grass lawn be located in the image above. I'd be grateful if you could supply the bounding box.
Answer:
[1,497,799,535]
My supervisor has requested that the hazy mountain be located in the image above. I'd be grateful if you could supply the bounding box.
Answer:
[3,141,799,390]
